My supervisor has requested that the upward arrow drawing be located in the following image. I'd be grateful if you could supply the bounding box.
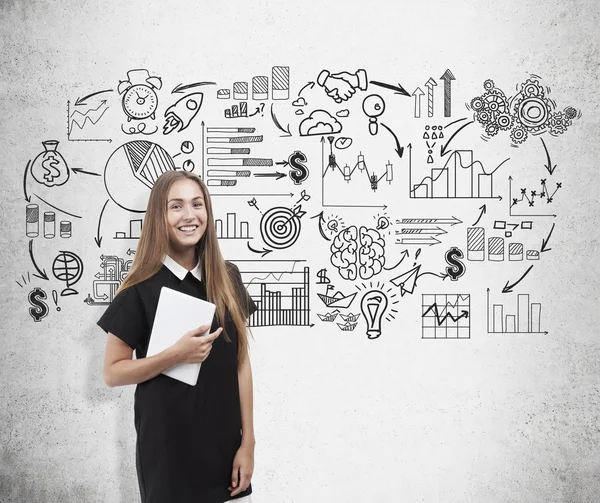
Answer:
[424,78,437,118]
[439,69,455,117]
[412,87,424,118]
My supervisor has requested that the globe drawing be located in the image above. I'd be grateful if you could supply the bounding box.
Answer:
[52,251,84,296]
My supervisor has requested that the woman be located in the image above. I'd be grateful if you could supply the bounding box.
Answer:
[98,170,257,503]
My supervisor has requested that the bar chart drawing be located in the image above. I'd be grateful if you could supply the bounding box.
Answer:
[215,66,289,102]
[466,227,541,262]
[114,219,142,239]
[203,125,273,187]
[232,260,310,327]
[409,148,507,199]
[421,294,471,339]
[486,289,547,334]
[215,213,252,240]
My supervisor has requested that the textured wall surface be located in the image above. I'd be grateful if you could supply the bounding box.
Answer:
[1,0,599,502]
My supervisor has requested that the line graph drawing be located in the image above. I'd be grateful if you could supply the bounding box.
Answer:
[67,100,111,142]
[421,294,470,339]
[509,176,561,217]
[231,259,311,327]
[408,145,507,199]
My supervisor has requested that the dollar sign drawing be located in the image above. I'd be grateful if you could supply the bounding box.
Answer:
[288,150,309,185]
[28,287,49,322]
[445,247,466,281]
[42,155,61,183]
[316,268,330,284]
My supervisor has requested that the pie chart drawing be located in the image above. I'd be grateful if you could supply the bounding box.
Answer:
[104,140,176,212]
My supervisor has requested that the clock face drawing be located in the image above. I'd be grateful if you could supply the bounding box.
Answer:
[122,84,158,120]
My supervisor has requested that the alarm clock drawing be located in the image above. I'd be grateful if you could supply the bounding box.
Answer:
[118,69,163,121]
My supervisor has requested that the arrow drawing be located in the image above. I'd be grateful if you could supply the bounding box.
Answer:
[381,122,404,159]
[74,89,113,106]
[502,265,534,293]
[412,87,424,118]
[71,168,101,177]
[29,239,49,280]
[172,81,216,94]
[247,241,272,257]
[253,171,287,180]
[540,137,557,175]
[23,160,32,202]
[369,80,411,97]
[424,78,437,117]
[440,120,474,156]
[95,199,109,247]
[439,69,455,117]
[310,211,332,241]
[397,227,447,236]
[32,193,81,219]
[472,204,487,226]
[396,236,442,246]
[422,303,469,325]
[399,216,463,226]
[298,81,315,97]
[540,223,555,253]
[270,103,292,137]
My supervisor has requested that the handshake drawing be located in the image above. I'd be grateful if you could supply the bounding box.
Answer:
[316,68,368,103]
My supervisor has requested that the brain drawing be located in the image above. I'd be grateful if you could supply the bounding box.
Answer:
[330,226,385,281]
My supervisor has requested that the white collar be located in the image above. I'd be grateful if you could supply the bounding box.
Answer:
[162,255,202,281]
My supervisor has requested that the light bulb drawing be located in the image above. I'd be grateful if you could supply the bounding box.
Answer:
[362,94,386,135]
[360,289,388,339]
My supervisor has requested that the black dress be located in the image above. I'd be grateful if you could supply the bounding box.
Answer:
[97,261,257,503]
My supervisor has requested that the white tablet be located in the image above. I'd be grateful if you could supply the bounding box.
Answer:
[147,287,216,386]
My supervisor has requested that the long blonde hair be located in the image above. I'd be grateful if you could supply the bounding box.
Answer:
[117,170,251,365]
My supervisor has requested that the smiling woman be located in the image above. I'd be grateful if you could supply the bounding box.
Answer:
[97,170,257,503]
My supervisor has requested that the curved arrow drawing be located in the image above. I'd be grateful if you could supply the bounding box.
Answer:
[381,123,404,159]
[440,121,474,157]
[310,211,331,241]
[472,204,487,226]
[29,239,49,280]
[75,89,113,106]
[540,138,557,175]
[502,265,534,293]
[247,241,272,257]
[23,159,31,202]
[95,199,109,247]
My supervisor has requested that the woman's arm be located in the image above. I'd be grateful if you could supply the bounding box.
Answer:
[229,345,255,496]
[103,333,183,387]
[103,323,221,387]
[238,348,255,447]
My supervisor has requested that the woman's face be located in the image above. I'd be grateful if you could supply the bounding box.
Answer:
[165,178,208,254]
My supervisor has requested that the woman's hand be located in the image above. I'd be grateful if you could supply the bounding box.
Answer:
[173,323,222,364]
[228,443,254,497]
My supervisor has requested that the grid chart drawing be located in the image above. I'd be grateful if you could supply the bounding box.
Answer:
[239,264,310,327]
[421,294,471,339]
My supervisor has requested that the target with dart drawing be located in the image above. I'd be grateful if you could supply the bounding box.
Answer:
[260,205,306,250]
